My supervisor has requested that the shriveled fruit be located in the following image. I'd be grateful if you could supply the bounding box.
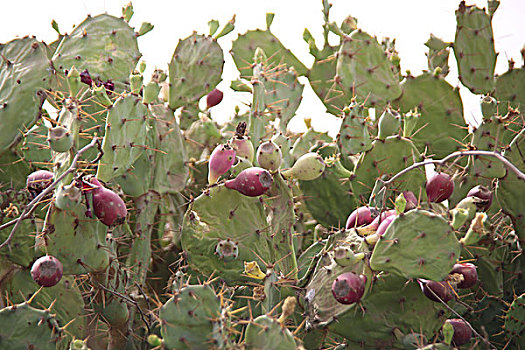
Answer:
[31,255,63,287]
[331,272,366,305]
[426,173,454,203]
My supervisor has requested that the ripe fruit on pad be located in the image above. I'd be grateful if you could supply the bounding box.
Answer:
[208,144,236,184]
[419,279,454,303]
[225,167,273,197]
[331,272,366,305]
[206,88,223,109]
[426,173,454,203]
[256,140,282,172]
[445,318,472,346]
[376,215,396,236]
[89,178,127,226]
[403,191,418,210]
[466,185,493,212]
[345,206,374,229]
[450,263,478,289]
[31,255,63,287]
[26,170,54,195]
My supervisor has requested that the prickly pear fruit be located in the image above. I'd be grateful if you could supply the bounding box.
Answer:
[26,170,54,197]
[376,215,396,236]
[47,126,73,152]
[55,183,82,210]
[231,122,254,162]
[256,140,282,172]
[206,88,223,109]
[215,239,239,262]
[419,279,454,303]
[345,206,374,229]
[403,191,418,210]
[450,263,478,289]
[281,152,325,181]
[208,144,236,184]
[369,209,396,230]
[331,272,366,305]
[31,255,63,287]
[224,167,273,197]
[89,178,127,226]
[426,173,454,203]
[466,185,492,212]
[80,69,92,86]
[445,319,472,346]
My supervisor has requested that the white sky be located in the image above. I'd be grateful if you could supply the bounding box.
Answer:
[2,0,524,135]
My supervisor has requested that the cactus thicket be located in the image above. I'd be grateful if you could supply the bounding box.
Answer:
[0,1,524,349]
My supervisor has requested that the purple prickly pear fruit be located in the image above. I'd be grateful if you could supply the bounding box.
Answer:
[369,209,396,230]
[331,272,366,305]
[450,263,478,289]
[31,255,63,287]
[80,69,92,86]
[256,140,282,172]
[419,279,454,303]
[208,144,237,184]
[27,170,54,196]
[402,191,418,210]
[231,122,254,162]
[376,215,396,236]
[466,185,492,212]
[206,88,223,109]
[89,178,127,226]
[225,167,273,197]
[445,318,472,346]
[345,206,374,229]
[426,173,454,203]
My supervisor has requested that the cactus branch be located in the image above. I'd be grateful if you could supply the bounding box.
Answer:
[0,137,101,250]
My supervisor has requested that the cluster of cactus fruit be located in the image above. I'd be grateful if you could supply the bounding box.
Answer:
[1,0,525,349]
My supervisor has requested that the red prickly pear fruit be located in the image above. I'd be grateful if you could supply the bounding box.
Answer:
[208,144,237,184]
[31,255,63,287]
[80,69,92,86]
[27,170,54,196]
[331,272,366,305]
[376,215,396,236]
[450,263,478,289]
[419,279,454,303]
[231,122,254,162]
[369,209,396,230]
[89,178,127,226]
[345,206,374,229]
[426,173,454,203]
[225,167,273,197]
[445,318,472,346]
[402,191,418,210]
[206,88,223,109]
[466,185,493,212]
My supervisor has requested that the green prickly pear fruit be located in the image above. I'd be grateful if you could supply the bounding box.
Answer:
[147,334,162,347]
[225,167,273,197]
[26,170,54,197]
[256,140,282,172]
[92,84,112,107]
[426,173,454,203]
[89,178,127,226]
[281,152,325,181]
[55,183,82,210]
[231,122,254,162]
[377,108,401,139]
[331,272,366,305]
[70,338,90,350]
[31,255,63,287]
[47,126,73,152]
[230,157,252,177]
[206,88,223,109]
[444,319,472,346]
[450,263,478,289]
[208,144,237,184]
[130,72,143,95]
[67,66,81,96]
[214,239,239,262]
[466,185,493,212]
[334,247,365,267]
[143,81,161,104]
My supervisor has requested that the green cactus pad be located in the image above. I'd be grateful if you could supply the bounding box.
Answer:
[0,37,51,154]
[504,293,525,344]
[168,33,224,110]
[425,35,451,76]
[52,14,140,83]
[0,216,37,267]
[231,29,307,79]
[453,2,496,94]
[336,30,402,108]
[160,284,223,349]
[0,302,63,349]
[394,73,467,159]
[337,102,373,156]
[369,209,461,281]
[245,315,297,350]
[352,136,426,203]
[483,67,525,122]
[496,129,525,241]
[97,95,149,182]
[19,120,52,167]
[38,204,110,274]
[181,185,274,284]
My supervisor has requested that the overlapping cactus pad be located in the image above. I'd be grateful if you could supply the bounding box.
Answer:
[0,1,524,349]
